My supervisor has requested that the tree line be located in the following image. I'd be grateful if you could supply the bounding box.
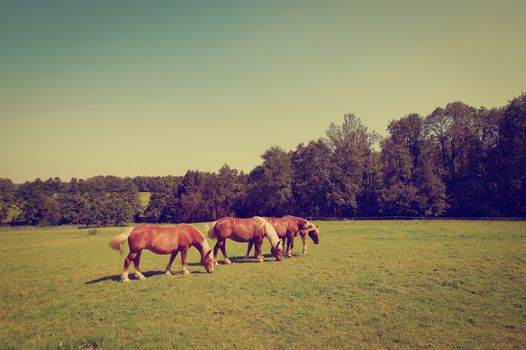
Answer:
[0,93,524,226]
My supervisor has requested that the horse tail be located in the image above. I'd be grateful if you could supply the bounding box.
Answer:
[109,227,134,256]
[207,221,218,239]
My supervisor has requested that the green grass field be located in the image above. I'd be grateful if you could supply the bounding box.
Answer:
[138,192,151,210]
[0,221,524,349]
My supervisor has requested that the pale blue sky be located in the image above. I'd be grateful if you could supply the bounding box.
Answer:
[1,0,525,182]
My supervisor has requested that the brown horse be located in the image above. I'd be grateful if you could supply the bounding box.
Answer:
[245,215,319,258]
[208,216,283,263]
[284,215,319,255]
[109,224,214,283]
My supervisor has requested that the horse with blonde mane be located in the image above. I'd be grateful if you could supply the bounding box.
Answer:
[109,224,214,283]
[245,215,319,258]
[208,216,283,263]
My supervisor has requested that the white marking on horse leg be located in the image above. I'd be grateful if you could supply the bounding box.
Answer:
[165,270,172,276]
[135,268,145,280]
[224,258,232,264]
[121,272,130,283]
[182,268,191,275]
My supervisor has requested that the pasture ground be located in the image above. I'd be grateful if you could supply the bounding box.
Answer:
[0,221,525,349]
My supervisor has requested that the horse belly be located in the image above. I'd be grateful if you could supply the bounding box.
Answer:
[147,234,180,254]
[276,226,288,239]
[228,233,251,243]
[147,247,176,255]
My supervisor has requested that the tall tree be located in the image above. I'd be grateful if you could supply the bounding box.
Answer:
[0,178,16,224]
[495,93,526,215]
[179,171,211,222]
[325,113,379,216]
[207,164,246,219]
[291,139,342,217]
[244,147,293,216]
[381,114,447,216]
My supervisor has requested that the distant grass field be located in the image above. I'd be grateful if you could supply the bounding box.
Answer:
[138,192,151,209]
[0,221,525,349]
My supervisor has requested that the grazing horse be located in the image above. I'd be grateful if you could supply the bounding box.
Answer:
[109,224,214,283]
[284,215,319,255]
[245,215,319,258]
[208,216,283,263]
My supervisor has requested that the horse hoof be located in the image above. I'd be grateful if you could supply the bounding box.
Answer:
[183,270,191,275]
[137,274,146,280]
[257,258,264,263]
[165,270,172,276]
[224,259,232,265]
[287,252,293,258]
[121,277,131,283]
[214,261,219,266]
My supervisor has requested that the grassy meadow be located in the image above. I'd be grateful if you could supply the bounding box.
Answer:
[0,221,524,349]
[138,192,151,210]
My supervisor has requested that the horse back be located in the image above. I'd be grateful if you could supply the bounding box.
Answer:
[264,217,290,238]
[214,217,264,242]
[128,225,193,254]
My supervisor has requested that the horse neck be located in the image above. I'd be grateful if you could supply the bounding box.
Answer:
[292,217,309,231]
[293,216,307,226]
[192,236,210,257]
[263,224,280,248]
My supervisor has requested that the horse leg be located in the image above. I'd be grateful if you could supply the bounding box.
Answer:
[133,251,145,280]
[288,234,294,257]
[301,233,307,254]
[181,246,191,275]
[283,236,289,256]
[256,237,264,263]
[121,251,137,283]
[213,240,221,265]
[220,241,231,264]
[165,251,179,275]
[245,240,254,260]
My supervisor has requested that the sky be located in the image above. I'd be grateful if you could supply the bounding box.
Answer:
[1,0,525,183]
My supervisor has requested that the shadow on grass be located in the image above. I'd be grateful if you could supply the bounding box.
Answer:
[85,270,208,284]
[216,254,283,264]
[85,275,122,284]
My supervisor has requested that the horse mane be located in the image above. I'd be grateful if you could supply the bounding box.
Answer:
[188,224,205,240]
[253,216,281,248]
[190,224,212,254]
[285,215,308,227]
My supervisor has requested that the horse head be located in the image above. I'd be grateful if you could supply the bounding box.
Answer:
[271,239,284,261]
[201,249,214,273]
[302,221,320,244]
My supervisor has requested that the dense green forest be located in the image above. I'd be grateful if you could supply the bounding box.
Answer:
[1,93,525,226]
